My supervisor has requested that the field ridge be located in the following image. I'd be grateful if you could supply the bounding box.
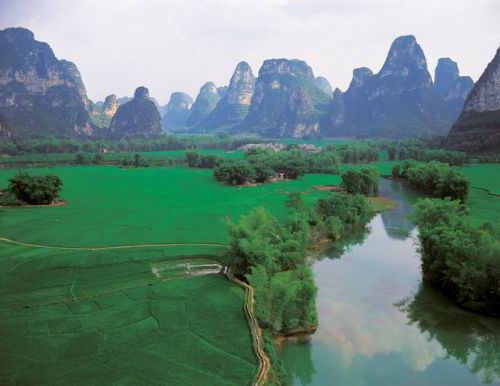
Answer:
[224,268,271,386]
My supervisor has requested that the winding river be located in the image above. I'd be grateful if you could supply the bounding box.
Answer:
[277,179,500,386]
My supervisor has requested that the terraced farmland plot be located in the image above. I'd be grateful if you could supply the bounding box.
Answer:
[0,244,257,385]
[0,166,335,385]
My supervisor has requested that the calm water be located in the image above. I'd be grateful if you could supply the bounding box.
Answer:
[277,179,500,386]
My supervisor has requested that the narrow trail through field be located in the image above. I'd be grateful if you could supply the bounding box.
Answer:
[224,268,271,386]
[1,234,269,385]
[0,237,229,251]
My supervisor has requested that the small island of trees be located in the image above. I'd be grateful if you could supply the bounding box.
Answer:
[0,172,63,206]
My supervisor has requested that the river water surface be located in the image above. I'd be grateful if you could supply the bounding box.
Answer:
[277,179,500,386]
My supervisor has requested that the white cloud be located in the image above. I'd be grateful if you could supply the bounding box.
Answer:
[0,0,498,104]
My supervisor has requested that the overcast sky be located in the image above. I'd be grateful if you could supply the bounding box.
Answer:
[1,0,499,104]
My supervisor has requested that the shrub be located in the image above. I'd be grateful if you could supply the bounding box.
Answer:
[8,172,62,205]
[213,159,256,185]
[341,168,379,196]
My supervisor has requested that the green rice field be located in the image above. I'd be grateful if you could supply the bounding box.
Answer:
[0,165,337,385]
[0,166,334,247]
[0,161,497,385]
[0,243,257,385]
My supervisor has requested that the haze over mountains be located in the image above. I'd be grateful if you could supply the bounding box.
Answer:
[0,26,498,150]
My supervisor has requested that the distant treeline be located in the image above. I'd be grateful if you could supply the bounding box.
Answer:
[383,138,500,164]
[207,143,381,186]
[0,134,265,155]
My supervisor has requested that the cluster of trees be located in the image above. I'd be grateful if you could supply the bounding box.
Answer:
[212,149,342,185]
[392,161,469,201]
[229,207,317,334]
[213,160,257,185]
[74,152,104,165]
[0,135,264,156]
[228,191,373,334]
[327,142,379,164]
[0,172,62,205]
[385,140,468,166]
[246,149,340,175]
[185,151,220,169]
[121,153,152,167]
[413,198,500,316]
[341,168,379,196]
[314,193,373,240]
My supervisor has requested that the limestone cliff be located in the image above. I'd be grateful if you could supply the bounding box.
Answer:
[241,59,330,137]
[109,87,162,139]
[0,27,92,138]
[434,58,474,119]
[186,81,221,128]
[315,76,333,97]
[202,61,255,130]
[447,47,500,153]
[161,92,193,130]
[325,35,459,138]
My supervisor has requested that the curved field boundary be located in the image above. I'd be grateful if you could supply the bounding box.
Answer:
[224,268,271,386]
[0,237,229,251]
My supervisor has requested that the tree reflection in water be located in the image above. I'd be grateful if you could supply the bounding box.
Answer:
[400,283,500,384]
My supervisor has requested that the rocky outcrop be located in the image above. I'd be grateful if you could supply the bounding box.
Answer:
[202,61,255,130]
[241,59,330,137]
[434,58,474,119]
[329,88,345,129]
[91,94,118,129]
[109,86,162,139]
[315,76,333,97]
[326,36,455,138]
[0,27,92,138]
[117,96,132,105]
[60,59,92,110]
[0,113,11,138]
[447,47,500,153]
[161,92,193,130]
[186,81,221,128]
[217,86,228,98]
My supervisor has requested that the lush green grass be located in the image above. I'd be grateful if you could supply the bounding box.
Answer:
[0,166,333,247]
[0,166,336,385]
[0,242,257,385]
[460,164,500,195]
[0,161,497,385]
[459,164,500,225]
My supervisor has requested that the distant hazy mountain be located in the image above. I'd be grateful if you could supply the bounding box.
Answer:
[315,76,333,97]
[240,59,331,137]
[91,94,119,129]
[217,86,228,98]
[161,92,193,131]
[0,27,92,138]
[0,27,481,140]
[434,58,474,119]
[201,61,255,131]
[447,47,500,153]
[109,87,162,139]
[326,35,469,138]
[186,82,221,128]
